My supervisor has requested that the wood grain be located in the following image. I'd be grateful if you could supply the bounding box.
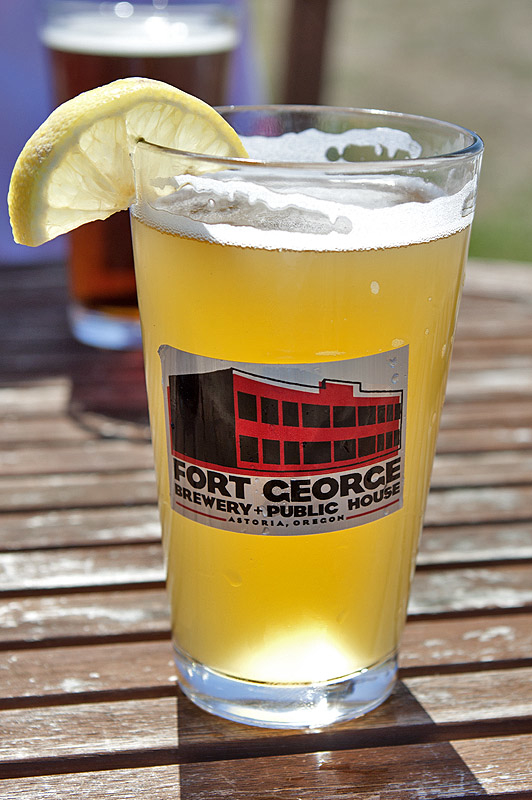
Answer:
[1,258,531,797]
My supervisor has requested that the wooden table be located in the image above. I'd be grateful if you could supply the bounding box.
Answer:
[1,259,531,798]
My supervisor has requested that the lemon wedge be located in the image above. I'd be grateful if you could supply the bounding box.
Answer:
[8,77,247,247]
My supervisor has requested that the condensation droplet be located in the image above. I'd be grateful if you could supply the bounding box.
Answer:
[370,280,380,295]
[441,343,447,357]
[424,328,430,335]
[225,571,242,588]
[391,373,399,384]
[388,357,397,368]
[392,338,405,348]
[428,296,433,302]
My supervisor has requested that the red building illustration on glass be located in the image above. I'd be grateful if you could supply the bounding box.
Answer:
[234,372,402,474]
[168,368,403,477]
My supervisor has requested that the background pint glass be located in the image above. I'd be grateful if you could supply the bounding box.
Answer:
[130,108,483,728]
[41,1,239,348]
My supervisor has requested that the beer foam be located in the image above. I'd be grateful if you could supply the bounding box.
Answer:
[41,7,238,57]
[134,128,477,251]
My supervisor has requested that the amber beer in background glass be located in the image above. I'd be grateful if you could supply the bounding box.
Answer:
[130,108,483,727]
[40,1,239,348]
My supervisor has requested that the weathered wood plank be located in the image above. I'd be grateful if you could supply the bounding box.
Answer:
[3,666,532,765]
[418,522,532,564]
[425,485,532,525]
[449,353,532,372]
[0,471,157,513]
[0,589,169,646]
[2,613,531,706]
[0,697,178,762]
[0,544,164,593]
[0,506,160,551]
[1,533,531,614]
[452,335,532,358]
[0,681,431,766]
[431,450,532,487]
[0,380,70,415]
[0,416,93,445]
[405,666,532,723]
[464,260,532,299]
[0,441,154,477]
[0,765,182,800]
[400,613,532,671]
[1,564,530,648]
[410,564,532,616]
[0,641,175,705]
[440,398,532,429]
[0,741,494,799]
[177,741,489,799]
[452,734,532,793]
[0,710,524,798]
[436,425,532,453]
[446,366,532,400]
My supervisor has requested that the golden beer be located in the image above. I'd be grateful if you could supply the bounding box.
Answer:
[130,110,482,727]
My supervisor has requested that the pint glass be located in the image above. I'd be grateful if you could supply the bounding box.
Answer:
[130,108,483,728]
[41,1,239,348]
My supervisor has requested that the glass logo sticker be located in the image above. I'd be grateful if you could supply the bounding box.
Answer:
[159,346,408,535]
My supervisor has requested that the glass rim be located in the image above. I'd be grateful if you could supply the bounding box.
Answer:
[136,104,484,173]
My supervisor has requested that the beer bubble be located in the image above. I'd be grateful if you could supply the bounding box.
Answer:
[114,2,134,18]
[225,571,242,588]
[370,280,380,294]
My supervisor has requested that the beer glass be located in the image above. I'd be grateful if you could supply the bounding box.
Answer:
[130,107,483,728]
[40,0,240,348]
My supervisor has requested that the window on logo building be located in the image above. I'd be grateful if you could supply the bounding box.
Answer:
[302,403,330,428]
[377,433,385,451]
[358,436,376,457]
[377,405,386,423]
[386,431,394,449]
[386,404,395,421]
[263,439,281,464]
[358,405,376,426]
[239,435,259,462]
[261,397,279,425]
[395,402,402,420]
[284,441,300,464]
[334,439,356,461]
[303,441,331,464]
[333,405,356,427]
[282,401,299,427]
[237,392,257,422]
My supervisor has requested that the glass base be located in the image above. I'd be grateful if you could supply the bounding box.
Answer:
[68,303,142,350]
[174,645,397,729]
